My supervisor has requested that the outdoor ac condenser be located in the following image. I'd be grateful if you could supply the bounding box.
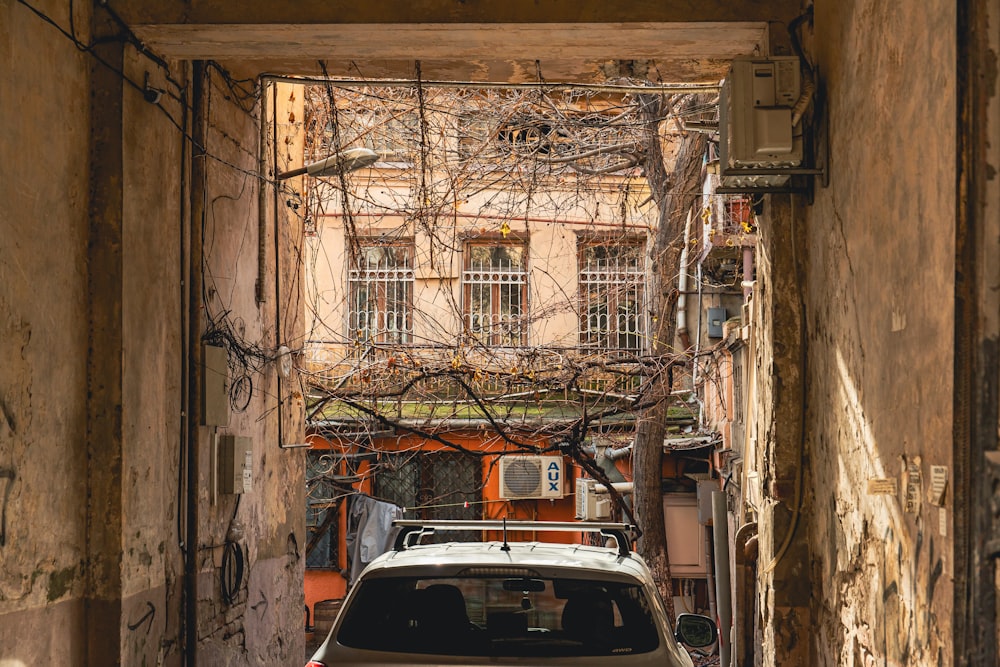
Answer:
[720,56,803,189]
[574,478,612,521]
[498,455,564,500]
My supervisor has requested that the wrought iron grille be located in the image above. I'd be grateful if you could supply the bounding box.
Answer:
[349,242,414,344]
[373,451,482,543]
[463,243,527,346]
[579,240,646,352]
[306,450,344,569]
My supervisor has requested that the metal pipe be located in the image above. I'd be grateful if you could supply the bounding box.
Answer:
[677,209,693,349]
[256,79,269,304]
[732,522,758,667]
[712,491,733,667]
[603,442,634,461]
[317,210,650,230]
[704,525,718,624]
[593,481,634,494]
[259,73,722,95]
[184,60,208,667]
[692,263,706,428]
[742,247,754,299]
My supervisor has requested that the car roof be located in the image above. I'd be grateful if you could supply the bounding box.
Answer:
[360,539,654,582]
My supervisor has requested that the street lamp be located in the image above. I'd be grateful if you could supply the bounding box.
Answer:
[275,147,379,179]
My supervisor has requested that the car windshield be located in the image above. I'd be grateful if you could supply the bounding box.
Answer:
[336,574,661,657]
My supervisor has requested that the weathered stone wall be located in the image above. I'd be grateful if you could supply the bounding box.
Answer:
[119,46,187,665]
[803,1,955,664]
[1,2,304,664]
[752,194,811,666]
[0,0,97,661]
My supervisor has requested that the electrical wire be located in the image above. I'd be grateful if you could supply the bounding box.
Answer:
[220,540,245,605]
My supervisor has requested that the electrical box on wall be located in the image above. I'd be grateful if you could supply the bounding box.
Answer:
[219,435,253,494]
[720,56,803,190]
[707,307,727,338]
[202,344,230,426]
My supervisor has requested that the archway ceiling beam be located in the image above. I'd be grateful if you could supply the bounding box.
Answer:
[119,1,800,82]
[132,22,772,82]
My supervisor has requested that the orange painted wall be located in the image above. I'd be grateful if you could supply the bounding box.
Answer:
[304,429,584,617]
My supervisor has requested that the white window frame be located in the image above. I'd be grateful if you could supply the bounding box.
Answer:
[348,240,415,344]
[578,237,647,352]
[462,240,528,347]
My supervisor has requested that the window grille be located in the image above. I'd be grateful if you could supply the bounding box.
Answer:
[349,242,414,344]
[374,452,482,543]
[579,240,646,352]
[463,243,528,346]
[306,451,343,570]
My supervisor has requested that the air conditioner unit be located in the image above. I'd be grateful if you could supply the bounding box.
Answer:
[720,56,803,189]
[498,455,564,500]
[574,478,612,521]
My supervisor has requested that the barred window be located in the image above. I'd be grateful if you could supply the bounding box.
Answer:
[306,451,343,570]
[374,452,481,543]
[579,239,646,351]
[463,242,528,346]
[349,242,414,344]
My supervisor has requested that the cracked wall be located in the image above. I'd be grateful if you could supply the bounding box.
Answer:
[803,0,955,664]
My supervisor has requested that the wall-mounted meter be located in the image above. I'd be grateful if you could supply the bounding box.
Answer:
[219,435,253,494]
[720,56,804,189]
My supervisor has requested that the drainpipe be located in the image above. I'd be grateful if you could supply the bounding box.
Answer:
[177,60,191,660]
[677,209,694,350]
[692,262,706,428]
[704,525,718,622]
[742,247,754,299]
[256,78,270,304]
[711,491,732,667]
[732,522,758,667]
[185,60,208,667]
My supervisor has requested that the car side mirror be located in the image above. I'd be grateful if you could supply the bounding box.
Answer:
[674,613,718,648]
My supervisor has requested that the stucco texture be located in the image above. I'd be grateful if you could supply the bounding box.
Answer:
[805,1,955,664]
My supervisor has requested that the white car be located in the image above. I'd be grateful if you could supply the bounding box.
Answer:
[306,520,717,667]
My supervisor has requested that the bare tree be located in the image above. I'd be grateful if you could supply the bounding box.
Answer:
[632,93,708,621]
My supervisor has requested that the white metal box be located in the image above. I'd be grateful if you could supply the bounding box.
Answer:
[498,455,564,500]
[219,435,253,494]
[720,56,803,189]
[574,477,612,521]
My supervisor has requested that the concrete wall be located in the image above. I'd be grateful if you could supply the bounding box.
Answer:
[751,1,956,664]
[0,2,304,664]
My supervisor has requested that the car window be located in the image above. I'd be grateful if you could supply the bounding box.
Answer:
[336,575,661,657]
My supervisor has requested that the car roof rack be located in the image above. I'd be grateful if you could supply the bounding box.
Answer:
[391,519,637,558]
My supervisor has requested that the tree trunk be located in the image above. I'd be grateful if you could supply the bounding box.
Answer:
[633,95,707,624]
